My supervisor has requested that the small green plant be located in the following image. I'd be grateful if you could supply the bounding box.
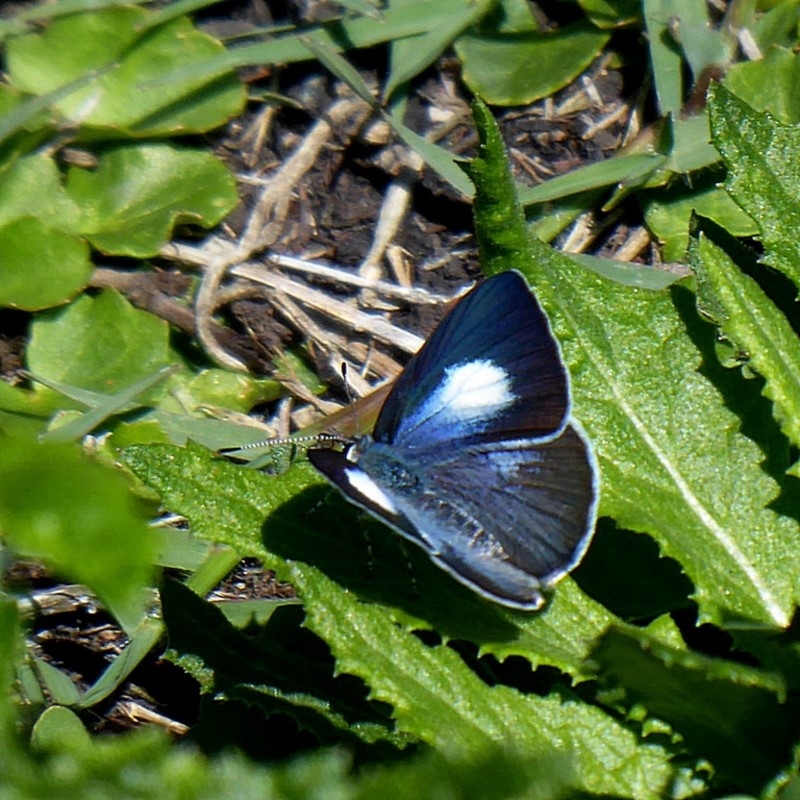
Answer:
[3,0,800,798]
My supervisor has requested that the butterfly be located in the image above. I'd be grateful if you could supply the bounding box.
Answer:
[308,270,599,610]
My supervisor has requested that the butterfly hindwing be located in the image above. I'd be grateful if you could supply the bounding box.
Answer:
[309,423,596,609]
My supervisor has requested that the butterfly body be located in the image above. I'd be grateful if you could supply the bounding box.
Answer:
[309,271,598,610]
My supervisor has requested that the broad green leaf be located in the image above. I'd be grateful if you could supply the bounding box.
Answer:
[66,144,238,257]
[31,706,91,753]
[469,98,800,629]
[552,250,800,632]
[27,289,172,394]
[0,437,156,631]
[296,570,673,798]
[592,626,794,793]
[456,22,610,106]
[0,217,91,310]
[124,442,673,796]
[708,83,800,289]
[161,579,403,749]
[5,7,245,137]
[692,233,800,451]
[0,153,82,230]
[726,46,800,125]
[0,381,60,439]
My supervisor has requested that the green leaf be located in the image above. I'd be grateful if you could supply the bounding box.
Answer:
[592,626,795,793]
[28,289,172,395]
[66,144,238,257]
[0,154,82,230]
[157,0,501,87]
[385,0,495,100]
[31,706,91,754]
[692,233,800,451]
[161,579,401,750]
[0,598,20,746]
[5,7,245,137]
[296,571,673,798]
[708,83,800,289]
[456,22,610,106]
[470,99,800,629]
[37,365,178,443]
[518,153,666,208]
[76,617,164,709]
[0,217,91,310]
[0,438,156,631]
[124,442,673,797]
[579,0,640,28]
[123,442,613,680]
[643,176,757,262]
[642,0,685,117]
[725,46,800,125]
[32,657,82,706]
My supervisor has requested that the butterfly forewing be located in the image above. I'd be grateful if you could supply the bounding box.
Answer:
[373,271,570,449]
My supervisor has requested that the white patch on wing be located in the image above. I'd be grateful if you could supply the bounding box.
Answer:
[440,360,514,410]
[344,468,398,514]
[419,359,516,429]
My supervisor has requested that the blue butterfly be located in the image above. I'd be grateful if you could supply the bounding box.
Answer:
[309,270,598,610]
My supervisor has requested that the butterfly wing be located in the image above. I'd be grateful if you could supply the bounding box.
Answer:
[308,271,597,609]
[374,271,570,449]
[309,423,597,609]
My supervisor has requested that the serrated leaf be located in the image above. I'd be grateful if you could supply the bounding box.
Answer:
[693,233,800,451]
[708,83,800,289]
[160,579,401,749]
[66,144,237,257]
[5,7,245,137]
[122,443,615,680]
[592,626,795,792]
[470,98,800,629]
[0,438,156,631]
[27,290,172,395]
[124,445,672,796]
[296,570,673,798]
